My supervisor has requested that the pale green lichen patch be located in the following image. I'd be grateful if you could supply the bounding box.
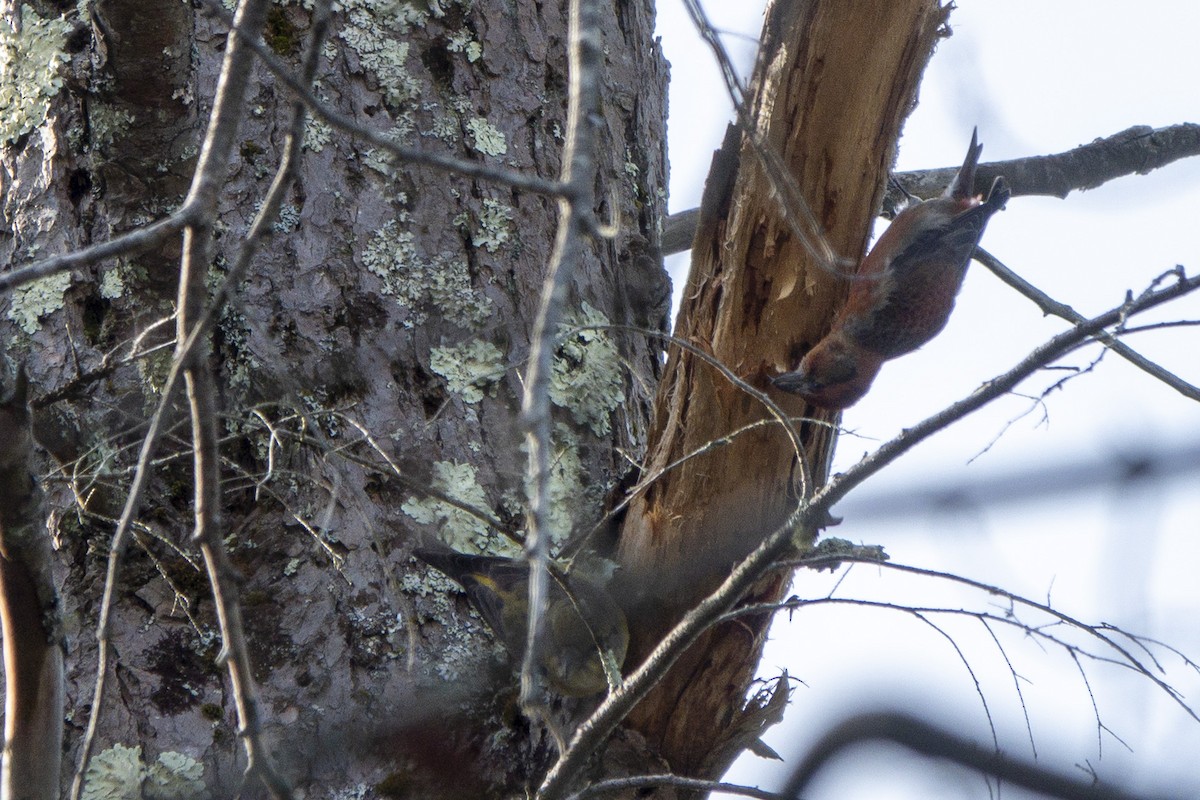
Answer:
[425,111,459,143]
[338,0,423,107]
[8,271,71,334]
[550,303,625,436]
[402,461,515,556]
[302,117,332,152]
[362,124,416,176]
[137,349,173,398]
[545,422,584,542]
[363,146,397,176]
[273,203,301,233]
[100,267,126,299]
[81,743,142,800]
[82,744,206,800]
[144,752,206,799]
[472,199,514,253]
[447,29,482,62]
[466,116,506,157]
[88,103,135,153]
[429,339,506,403]
[624,147,643,194]
[0,8,70,144]
[506,423,587,548]
[362,219,492,328]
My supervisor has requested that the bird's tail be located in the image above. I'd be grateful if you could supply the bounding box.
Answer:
[946,127,983,201]
[413,547,492,584]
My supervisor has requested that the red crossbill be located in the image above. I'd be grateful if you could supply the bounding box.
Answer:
[413,548,628,697]
[774,129,1011,409]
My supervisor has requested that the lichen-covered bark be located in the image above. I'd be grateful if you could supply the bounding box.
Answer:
[0,0,666,795]
[617,0,947,780]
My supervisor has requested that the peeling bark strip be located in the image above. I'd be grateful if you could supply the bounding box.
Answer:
[616,0,947,777]
[0,370,63,800]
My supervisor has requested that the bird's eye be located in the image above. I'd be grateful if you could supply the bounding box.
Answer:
[826,360,857,385]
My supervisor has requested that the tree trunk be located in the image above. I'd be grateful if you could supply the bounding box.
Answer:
[2,0,665,795]
[0,370,63,800]
[616,0,947,780]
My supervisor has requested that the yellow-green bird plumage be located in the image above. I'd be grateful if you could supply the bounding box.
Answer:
[414,548,628,697]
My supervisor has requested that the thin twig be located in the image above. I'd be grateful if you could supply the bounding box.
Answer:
[516,0,602,742]
[187,4,335,795]
[331,413,516,540]
[31,315,175,409]
[556,323,815,560]
[866,561,1196,720]
[70,1,328,796]
[0,213,191,294]
[912,610,1000,751]
[538,494,818,799]
[178,0,286,792]
[0,0,574,298]
[566,774,782,800]
[814,268,1200,519]
[975,247,1200,401]
[979,619,1038,758]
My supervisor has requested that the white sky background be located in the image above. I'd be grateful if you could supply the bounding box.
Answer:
[654,2,1200,798]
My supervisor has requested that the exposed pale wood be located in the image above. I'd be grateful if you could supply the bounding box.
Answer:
[0,374,63,800]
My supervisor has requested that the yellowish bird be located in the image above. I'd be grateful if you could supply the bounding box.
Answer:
[414,548,629,697]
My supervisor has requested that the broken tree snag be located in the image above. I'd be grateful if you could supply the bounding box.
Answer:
[0,369,64,800]
[615,0,947,778]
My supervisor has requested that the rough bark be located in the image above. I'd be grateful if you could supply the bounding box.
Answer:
[616,0,947,779]
[1,0,666,795]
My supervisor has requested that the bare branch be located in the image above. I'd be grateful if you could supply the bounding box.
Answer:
[0,212,191,294]
[660,124,1200,256]
[329,413,516,540]
[815,267,1200,515]
[974,247,1200,401]
[772,558,1199,722]
[979,619,1037,758]
[30,315,175,409]
[557,322,814,560]
[517,0,603,739]
[661,206,698,255]
[0,0,577,298]
[566,774,783,800]
[184,4,336,796]
[780,711,1175,800]
[890,123,1200,208]
[912,610,1000,750]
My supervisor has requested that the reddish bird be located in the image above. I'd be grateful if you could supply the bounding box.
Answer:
[773,129,1010,409]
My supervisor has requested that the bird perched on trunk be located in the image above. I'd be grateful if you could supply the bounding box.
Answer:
[773,129,1011,409]
[413,547,628,697]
